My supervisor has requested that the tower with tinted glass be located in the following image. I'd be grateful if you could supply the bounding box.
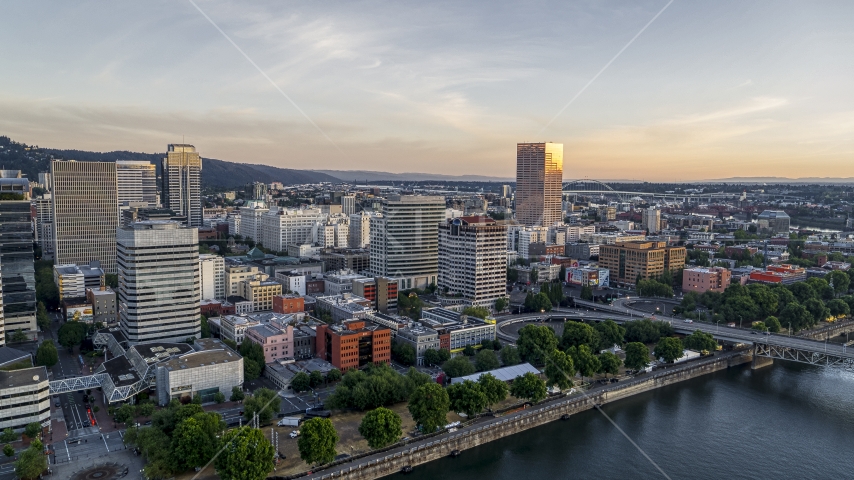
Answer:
[515,143,563,227]
[162,144,203,227]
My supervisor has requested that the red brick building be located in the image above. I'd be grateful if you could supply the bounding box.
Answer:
[316,320,392,372]
[273,294,305,314]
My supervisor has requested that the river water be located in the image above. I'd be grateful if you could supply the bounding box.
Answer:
[401,362,854,480]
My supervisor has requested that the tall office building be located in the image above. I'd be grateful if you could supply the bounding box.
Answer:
[162,144,203,227]
[349,211,374,248]
[116,161,157,207]
[515,142,563,227]
[370,195,445,290]
[642,208,661,234]
[51,160,119,274]
[438,216,507,309]
[341,195,356,215]
[199,254,226,301]
[501,185,512,198]
[33,197,54,260]
[0,172,37,343]
[117,221,200,343]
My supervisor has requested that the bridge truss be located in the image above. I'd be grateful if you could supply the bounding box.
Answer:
[754,343,854,371]
[49,374,106,395]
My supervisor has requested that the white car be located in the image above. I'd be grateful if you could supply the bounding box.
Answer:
[289,430,300,439]
[684,319,693,323]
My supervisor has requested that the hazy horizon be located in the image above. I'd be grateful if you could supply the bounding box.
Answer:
[2,1,853,181]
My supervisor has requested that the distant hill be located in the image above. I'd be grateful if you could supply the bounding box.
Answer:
[0,136,340,188]
[705,177,854,184]
[314,169,513,183]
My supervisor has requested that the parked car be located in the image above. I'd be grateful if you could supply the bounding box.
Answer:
[289,430,300,439]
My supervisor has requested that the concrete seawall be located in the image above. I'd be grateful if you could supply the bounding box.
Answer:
[285,351,752,480]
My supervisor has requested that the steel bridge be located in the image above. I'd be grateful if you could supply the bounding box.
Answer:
[561,179,744,203]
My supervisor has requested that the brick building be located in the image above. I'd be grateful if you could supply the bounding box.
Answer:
[316,320,392,371]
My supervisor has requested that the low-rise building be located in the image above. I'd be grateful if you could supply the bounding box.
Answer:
[565,242,599,260]
[244,322,294,364]
[273,294,305,314]
[351,277,398,313]
[565,267,610,287]
[87,287,118,325]
[395,325,440,366]
[316,320,392,371]
[53,262,104,301]
[219,314,259,345]
[237,273,283,312]
[0,364,50,432]
[323,271,368,296]
[315,293,374,322]
[154,338,243,405]
[420,308,496,353]
[682,267,731,294]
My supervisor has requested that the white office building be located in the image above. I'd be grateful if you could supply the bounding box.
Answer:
[199,254,226,301]
[370,195,445,290]
[118,221,201,343]
[349,211,375,249]
[116,161,157,207]
[341,195,356,215]
[315,214,349,248]
[33,197,54,259]
[438,217,508,309]
[237,201,269,243]
[259,207,326,252]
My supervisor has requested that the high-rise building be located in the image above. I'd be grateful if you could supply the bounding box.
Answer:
[349,211,374,249]
[341,195,356,215]
[250,182,266,201]
[162,144,203,227]
[0,172,37,342]
[116,161,157,207]
[237,201,269,243]
[501,185,512,199]
[51,160,119,274]
[515,142,563,227]
[117,221,200,343]
[259,207,325,252]
[199,254,225,301]
[438,216,507,309]
[38,172,52,191]
[33,197,54,259]
[370,195,445,290]
[643,208,661,234]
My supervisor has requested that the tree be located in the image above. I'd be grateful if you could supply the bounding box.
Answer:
[747,284,779,318]
[764,316,782,333]
[594,320,626,351]
[408,383,449,432]
[803,298,830,325]
[243,388,280,426]
[477,373,509,408]
[214,391,226,404]
[531,291,552,312]
[14,440,45,480]
[2,444,12,457]
[326,368,342,383]
[509,372,547,403]
[827,299,850,317]
[789,282,817,303]
[297,418,338,465]
[239,342,265,380]
[560,322,600,351]
[624,319,664,344]
[36,302,50,331]
[474,349,500,372]
[292,372,311,392]
[494,297,509,313]
[517,324,558,366]
[480,338,495,350]
[172,413,225,470]
[447,380,488,417]
[0,429,17,444]
[424,348,442,367]
[442,356,476,378]
[309,370,324,388]
[230,386,245,402]
[358,407,402,449]
[115,403,136,424]
[580,285,593,301]
[654,337,683,363]
[392,341,417,365]
[543,349,575,390]
[828,270,850,296]
[598,352,621,377]
[500,346,522,366]
[57,321,87,348]
[200,314,211,338]
[23,423,40,440]
[462,306,490,320]
[567,345,600,382]
[105,273,118,289]
[192,393,202,405]
[34,340,58,368]
[215,426,275,480]
[779,302,813,332]
[682,330,717,353]
[462,345,477,357]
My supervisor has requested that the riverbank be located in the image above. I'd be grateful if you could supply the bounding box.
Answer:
[273,349,753,480]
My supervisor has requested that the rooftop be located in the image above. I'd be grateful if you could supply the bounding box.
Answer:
[0,366,48,389]
[161,348,239,371]
[450,363,540,384]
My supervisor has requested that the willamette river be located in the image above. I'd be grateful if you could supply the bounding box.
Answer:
[401,362,854,480]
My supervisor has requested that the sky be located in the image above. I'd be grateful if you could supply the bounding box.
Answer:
[1,0,853,181]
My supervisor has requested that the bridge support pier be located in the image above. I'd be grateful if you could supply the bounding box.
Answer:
[751,345,774,370]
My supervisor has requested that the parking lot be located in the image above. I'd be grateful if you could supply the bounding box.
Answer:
[279,389,329,414]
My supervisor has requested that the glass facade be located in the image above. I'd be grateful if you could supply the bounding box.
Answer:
[0,201,37,338]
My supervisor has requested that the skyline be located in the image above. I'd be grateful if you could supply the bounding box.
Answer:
[2,1,853,181]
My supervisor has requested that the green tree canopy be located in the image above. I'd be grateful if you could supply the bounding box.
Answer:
[560,321,600,351]
[392,341,417,365]
[779,302,812,332]
[764,315,782,333]
[35,340,58,368]
[594,320,626,351]
[57,321,87,348]
[623,342,651,371]
[291,372,311,392]
[243,388,281,426]
[297,418,339,466]
[442,355,476,378]
[462,306,490,319]
[309,370,324,388]
[566,345,600,381]
[598,352,621,377]
[474,349,500,372]
[326,368,342,383]
[215,426,276,480]
[447,380,488,417]
[172,412,225,470]
[23,423,40,440]
[230,386,245,402]
[803,298,830,325]
[500,346,522,366]
[477,373,509,408]
[544,349,575,390]
[509,372,547,403]
[14,440,45,480]
[682,330,717,352]
[408,383,450,432]
[494,297,509,313]
[828,270,850,296]
[517,324,558,366]
[358,407,402,449]
[827,299,850,317]
[654,337,683,363]
[424,348,442,367]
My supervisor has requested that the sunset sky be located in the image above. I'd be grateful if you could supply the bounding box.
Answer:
[1,1,852,181]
